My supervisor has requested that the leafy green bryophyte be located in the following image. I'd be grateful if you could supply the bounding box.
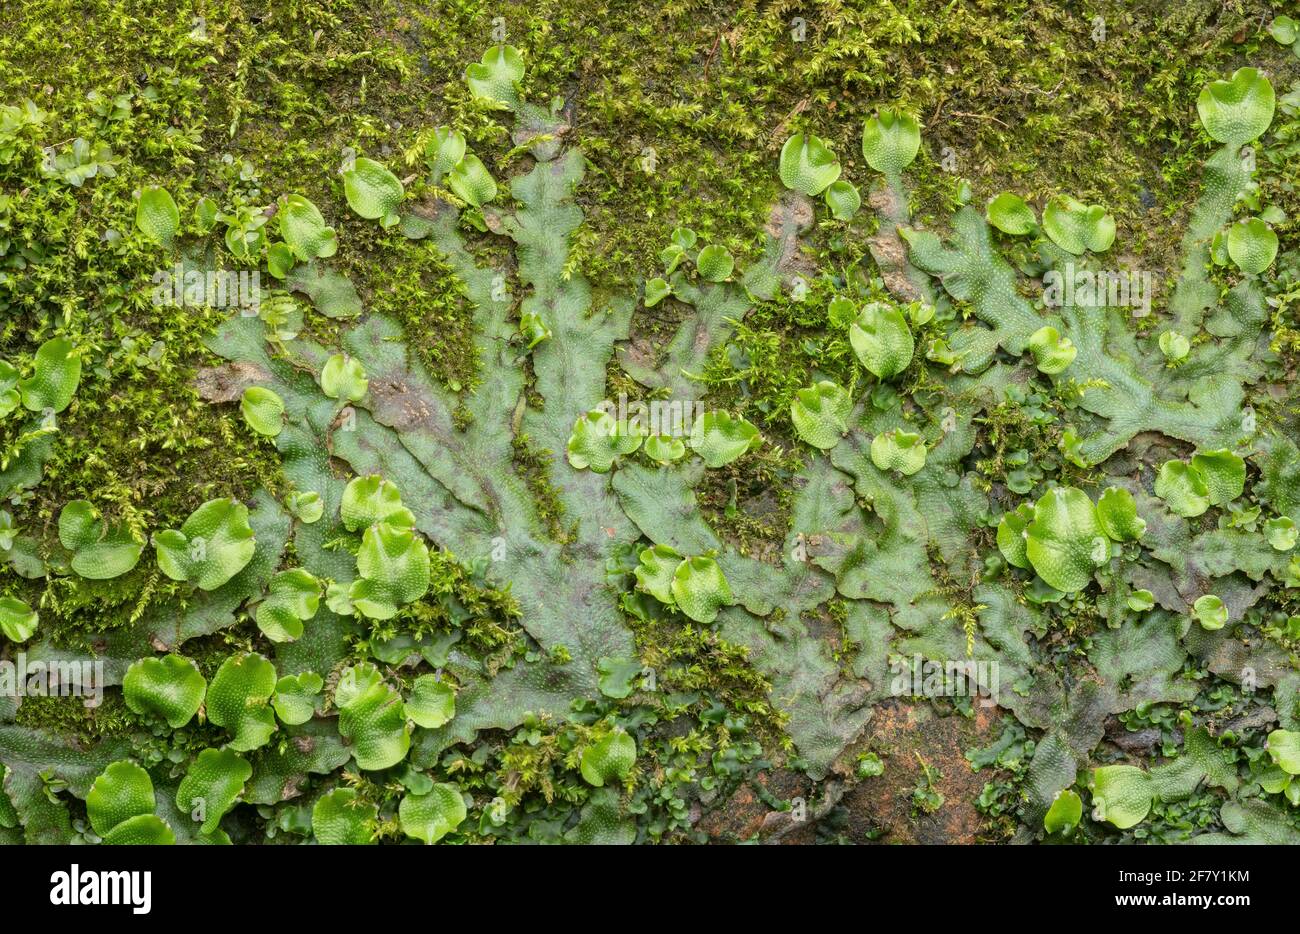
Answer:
[790,380,852,450]
[1026,325,1077,375]
[1127,589,1155,612]
[266,242,294,278]
[1226,217,1278,275]
[272,671,323,725]
[319,353,368,403]
[659,226,697,274]
[122,655,206,728]
[57,499,143,579]
[778,132,842,196]
[0,595,37,642]
[824,180,861,220]
[996,502,1036,570]
[152,498,256,590]
[312,787,377,845]
[286,490,324,524]
[424,126,467,184]
[399,783,466,844]
[86,761,175,845]
[1041,196,1116,254]
[465,44,525,111]
[1196,67,1275,145]
[643,277,671,308]
[0,360,19,417]
[1095,487,1146,541]
[870,429,927,476]
[448,154,498,208]
[405,674,456,729]
[634,544,682,605]
[336,663,411,771]
[1088,764,1152,829]
[519,311,551,349]
[19,336,81,413]
[206,652,278,752]
[644,433,685,464]
[689,411,760,467]
[670,555,734,624]
[861,108,921,174]
[349,522,431,620]
[1155,450,1245,517]
[220,204,269,261]
[567,409,644,472]
[1266,517,1297,551]
[240,385,284,436]
[985,192,1037,235]
[1158,330,1190,362]
[850,301,914,378]
[1043,788,1083,836]
[1270,15,1300,54]
[1268,730,1300,775]
[343,157,404,227]
[1192,594,1228,631]
[341,475,415,532]
[695,244,735,282]
[580,727,637,787]
[1024,487,1109,593]
[597,656,643,699]
[278,193,337,262]
[255,568,321,642]
[176,748,252,835]
[135,185,180,248]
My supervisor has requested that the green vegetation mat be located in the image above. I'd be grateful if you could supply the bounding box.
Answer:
[1,0,1299,845]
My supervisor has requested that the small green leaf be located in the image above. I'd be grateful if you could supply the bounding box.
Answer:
[519,311,552,349]
[87,760,155,837]
[1269,15,1298,45]
[1095,487,1146,541]
[343,157,404,227]
[135,185,180,248]
[337,664,411,770]
[176,748,252,834]
[240,386,284,437]
[1197,67,1275,146]
[580,728,636,787]
[447,154,498,208]
[634,544,682,605]
[255,568,320,642]
[689,411,760,468]
[1192,594,1228,631]
[695,244,734,282]
[279,194,337,261]
[850,302,914,378]
[985,193,1037,235]
[425,126,467,183]
[790,380,852,450]
[320,354,368,402]
[1042,196,1116,254]
[151,498,256,591]
[597,656,643,699]
[996,503,1035,570]
[861,108,921,175]
[1189,449,1245,506]
[671,555,734,624]
[1266,517,1297,551]
[57,499,143,579]
[1044,788,1082,835]
[341,475,415,531]
[19,336,81,414]
[1089,765,1152,829]
[870,429,927,476]
[103,813,174,845]
[643,277,671,307]
[206,653,278,752]
[465,45,525,111]
[1025,487,1106,593]
[1026,325,1077,375]
[1226,217,1278,275]
[644,433,686,464]
[123,655,206,728]
[778,132,842,196]
[1267,730,1300,775]
[272,671,323,725]
[405,674,456,729]
[287,490,324,524]
[0,595,38,642]
[1155,460,1211,518]
[1127,589,1155,612]
[566,409,643,472]
[349,522,430,620]
[399,783,466,843]
[312,788,376,845]
[823,179,861,219]
[1158,330,1190,361]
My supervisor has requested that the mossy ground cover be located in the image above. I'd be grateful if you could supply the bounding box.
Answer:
[0,0,1298,845]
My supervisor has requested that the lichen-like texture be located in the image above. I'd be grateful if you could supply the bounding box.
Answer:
[1,0,1299,849]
